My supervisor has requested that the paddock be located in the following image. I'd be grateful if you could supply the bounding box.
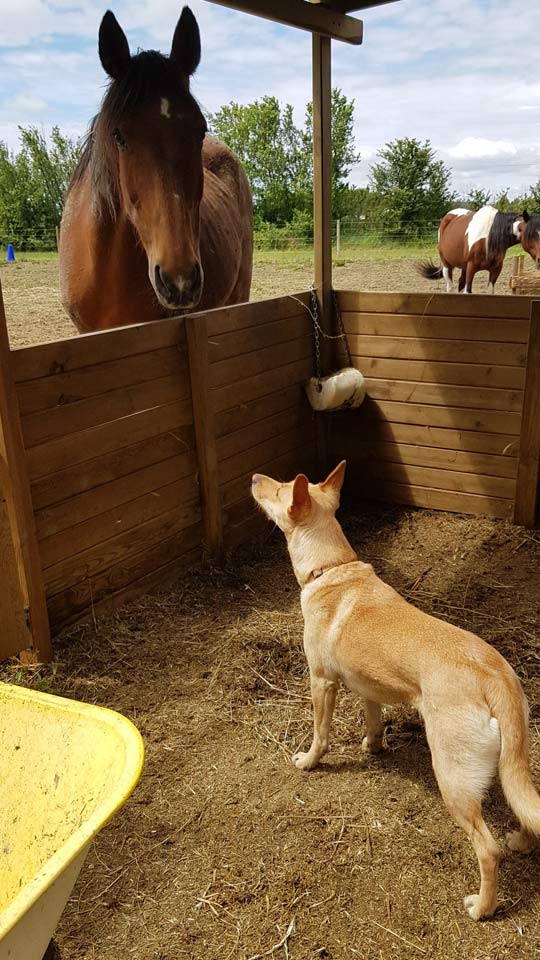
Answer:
[2,0,540,956]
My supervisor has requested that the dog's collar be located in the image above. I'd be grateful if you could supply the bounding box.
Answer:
[303,559,356,587]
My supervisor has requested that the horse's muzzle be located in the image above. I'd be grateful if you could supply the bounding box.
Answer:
[154,263,203,310]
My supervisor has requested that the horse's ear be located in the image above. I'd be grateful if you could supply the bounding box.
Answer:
[171,7,201,76]
[523,210,530,223]
[99,11,131,81]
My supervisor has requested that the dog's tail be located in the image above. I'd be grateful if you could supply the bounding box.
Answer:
[416,259,443,281]
[489,670,540,834]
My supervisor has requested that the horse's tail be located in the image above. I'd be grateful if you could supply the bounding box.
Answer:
[416,259,443,281]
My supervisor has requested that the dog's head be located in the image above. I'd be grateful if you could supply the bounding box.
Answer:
[251,461,347,537]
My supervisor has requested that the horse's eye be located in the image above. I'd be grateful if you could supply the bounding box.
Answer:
[113,128,127,151]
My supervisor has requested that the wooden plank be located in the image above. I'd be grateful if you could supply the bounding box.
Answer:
[328,417,520,458]
[341,312,529,343]
[312,32,334,374]
[211,336,313,389]
[203,0,363,44]
[217,405,312,462]
[215,383,309,438]
[17,346,185,415]
[336,290,532,319]
[47,520,203,634]
[515,301,540,526]
[206,293,309,337]
[328,0,398,10]
[364,378,523,413]
[346,334,527,367]
[35,452,196,540]
[186,315,223,555]
[44,499,201,596]
[208,313,312,364]
[31,425,195,511]
[222,442,316,508]
[361,397,521,436]
[39,472,198,568]
[357,459,515,499]
[349,356,525,389]
[12,315,186,382]
[27,398,193,480]
[213,356,314,413]
[49,544,202,637]
[224,511,269,550]
[349,477,513,520]
[0,277,51,660]
[0,483,31,658]
[220,425,315,487]
[332,440,518,480]
[22,373,190,448]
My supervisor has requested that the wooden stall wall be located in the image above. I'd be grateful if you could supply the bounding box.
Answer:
[330,291,532,521]
[7,292,317,641]
[209,293,317,547]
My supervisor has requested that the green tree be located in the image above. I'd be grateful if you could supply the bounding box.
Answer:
[465,187,491,209]
[301,88,361,219]
[0,125,81,250]
[368,138,456,240]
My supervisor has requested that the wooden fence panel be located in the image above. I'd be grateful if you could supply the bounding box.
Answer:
[333,290,529,520]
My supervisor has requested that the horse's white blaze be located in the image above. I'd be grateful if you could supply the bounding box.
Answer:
[160,98,171,119]
[466,205,497,253]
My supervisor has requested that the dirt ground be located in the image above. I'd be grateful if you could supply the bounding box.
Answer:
[0,252,521,349]
[3,255,540,958]
[3,507,540,958]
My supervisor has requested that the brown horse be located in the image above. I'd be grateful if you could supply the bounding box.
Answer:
[417,206,523,294]
[515,210,540,268]
[59,7,253,332]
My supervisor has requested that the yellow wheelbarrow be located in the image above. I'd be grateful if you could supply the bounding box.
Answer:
[0,683,144,960]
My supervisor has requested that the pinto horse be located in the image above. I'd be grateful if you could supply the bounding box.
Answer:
[417,206,522,294]
[515,210,540,269]
[59,7,253,332]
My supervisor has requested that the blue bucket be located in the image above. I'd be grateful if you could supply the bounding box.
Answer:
[6,244,15,263]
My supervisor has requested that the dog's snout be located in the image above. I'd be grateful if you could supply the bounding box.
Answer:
[252,474,262,485]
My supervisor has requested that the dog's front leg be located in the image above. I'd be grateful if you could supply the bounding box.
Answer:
[293,672,338,771]
[362,699,384,754]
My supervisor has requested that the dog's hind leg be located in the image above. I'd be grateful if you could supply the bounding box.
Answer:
[293,672,338,771]
[362,699,384,753]
[424,707,501,919]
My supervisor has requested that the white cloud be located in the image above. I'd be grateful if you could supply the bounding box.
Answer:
[448,138,518,160]
[11,94,48,113]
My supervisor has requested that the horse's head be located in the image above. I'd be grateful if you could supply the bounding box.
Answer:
[96,7,206,310]
[515,211,540,269]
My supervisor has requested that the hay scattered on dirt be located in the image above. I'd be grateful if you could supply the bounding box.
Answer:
[4,503,540,959]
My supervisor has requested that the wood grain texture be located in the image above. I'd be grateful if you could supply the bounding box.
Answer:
[515,300,540,526]
[336,290,532,319]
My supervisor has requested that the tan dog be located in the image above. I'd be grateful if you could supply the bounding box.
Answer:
[251,460,540,920]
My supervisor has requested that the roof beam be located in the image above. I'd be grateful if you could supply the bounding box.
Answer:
[203,0,363,44]
[324,0,399,11]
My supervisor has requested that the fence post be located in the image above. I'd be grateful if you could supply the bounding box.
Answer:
[0,276,52,661]
[336,219,341,258]
[185,314,224,556]
[514,299,540,527]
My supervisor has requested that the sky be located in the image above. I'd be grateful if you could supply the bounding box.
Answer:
[0,0,539,199]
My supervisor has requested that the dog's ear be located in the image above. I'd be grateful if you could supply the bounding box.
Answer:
[319,460,347,503]
[288,474,311,522]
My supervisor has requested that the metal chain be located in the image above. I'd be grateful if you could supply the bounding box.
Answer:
[309,283,352,389]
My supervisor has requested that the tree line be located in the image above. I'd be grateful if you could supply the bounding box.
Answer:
[1,92,539,251]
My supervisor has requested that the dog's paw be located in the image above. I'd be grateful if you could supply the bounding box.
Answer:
[463,894,495,921]
[292,751,318,771]
[506,829,536,854]
[361,736,383,754]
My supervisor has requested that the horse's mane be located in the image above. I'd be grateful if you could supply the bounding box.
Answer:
[68,51,192,217]
[487,211,520,258]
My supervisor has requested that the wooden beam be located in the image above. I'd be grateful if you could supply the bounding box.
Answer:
[203,0,363,44]
[515,300,540,527]
[312,32,333,371]
[185,315,224,556]
[325,0,399,12]
[0,277,51,661]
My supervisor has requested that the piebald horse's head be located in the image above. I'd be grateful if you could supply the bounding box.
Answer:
[515,210,540,269]
[96,7,206,310]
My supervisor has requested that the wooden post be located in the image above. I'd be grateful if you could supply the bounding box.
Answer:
[0,276,52,661]
[514,300,540,527]
[185,314,224,556]
[336,218,341,257]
